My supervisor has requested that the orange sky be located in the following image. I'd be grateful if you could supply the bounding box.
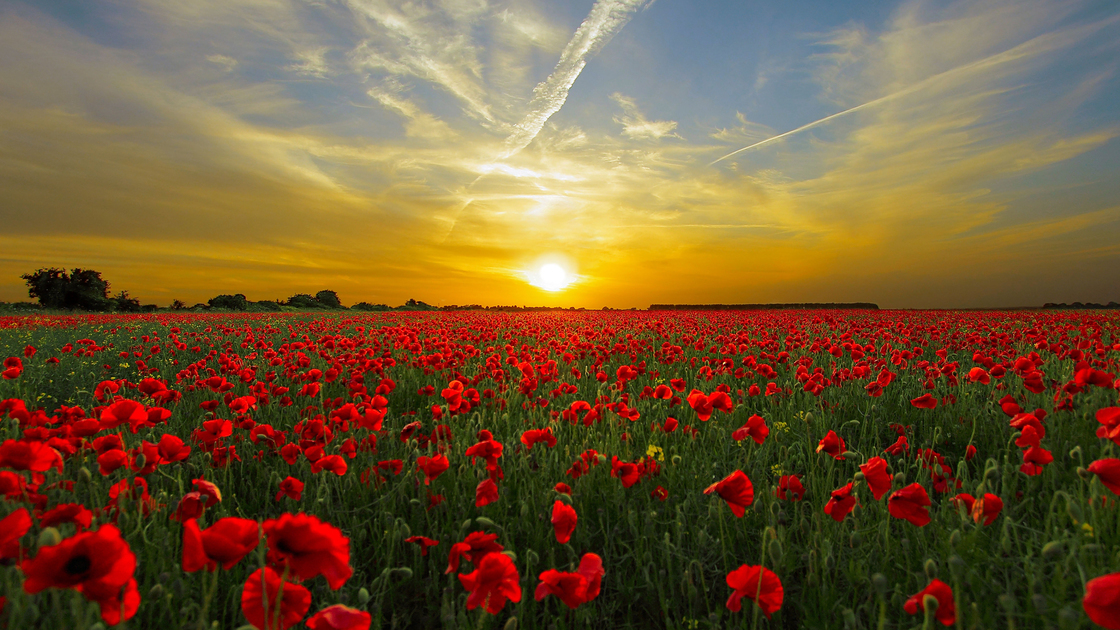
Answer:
[1,0,1119,308]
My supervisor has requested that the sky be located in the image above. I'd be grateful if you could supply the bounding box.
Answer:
[1,0,1119,309]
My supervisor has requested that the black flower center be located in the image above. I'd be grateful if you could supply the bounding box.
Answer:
[64,555,92,576]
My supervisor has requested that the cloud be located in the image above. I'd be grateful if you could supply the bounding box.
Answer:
[206,54,238,72]
[367,79,456,140]
[288,47,331,77]
[610,93,681,140]
[503,0,654,156]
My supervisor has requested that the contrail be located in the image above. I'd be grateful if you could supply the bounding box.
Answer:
[709,17,1117,166]
[502,0,653,158]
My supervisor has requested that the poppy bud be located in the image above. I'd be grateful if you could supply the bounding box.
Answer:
[502,550,517,562]
[1067,501,1083,524]
[824,552,835,572]
[671,455,681,466]
[1068,446,1082,460]
[389,567,413,581]
[768,539,783,565]
[1077,466,1090,480]
[1031,593,1046,614]
[803,412,813,423]
[397,522,411,540]
[841,451,858,459]
[948,555,965,580]
[409,498,422,507]
[524,549,538,568]
[78,466,92,483]
[924,559,938,579]
[872,573,889,595]
[148,583,164,600]
[1041,541,1064,560]
[520,501,530,517]
[503,618,519,630]
[949,529,961,548]
[842,608,856,629]
[357,587,371,606]
[460,518,472,532]
[849,531,861,548]
[777,510,788,526]
[923,594,940,614]
[133,453,147,470]
[37,526,61,548]
[998,594,1016,612]
[893,472,906,486]
[475,516,499,529]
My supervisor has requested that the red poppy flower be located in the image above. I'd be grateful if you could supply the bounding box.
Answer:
[1020,446,1053,476]
[551,500,577,544]
[1084,572,1120,630]
[971,493,1003,526]
[311,454,348,476]
[965,444,977,461]
[860,457,892,501]
[967,367,990,384]
[38,503,93,532]
[183,517,260,572]
[171,492,206,522]
[458,552,521,614]
[704,470,754,517]
[725,565,783,617]
[824,483,857,522]
[610,457,641,488]
[1089,459,1120,495]
[535,553,604,609]
[888,483,931,527]
[555,482,572,495]
[404,536,439,556]
[416,454,449,485]
[910,393,937,409]
[732,414,769,445]
[775,475,804,501]
[884,434,909,456]
[193,478,223,507]
[476,479,499,507]
[0,507,31,560]
[275,476,304,502]
[97,449,130,476]
[241,567,311,630]
[446,532,504,574]
[99,399,148,431]
[0,439,64,472]
[21,525,139,625]
[306,604,372,630]
[2,357,22,380]
[904,579,956,626]
[651,485,668,501]
[652,384,674,399]
[686,390,715,421]
[951,493,975,513]
[263,513,352,590]
[1096,408,1120,445]
[520,428,557,450]
[816,430,846,460]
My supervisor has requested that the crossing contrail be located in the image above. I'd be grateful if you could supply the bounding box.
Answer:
[709,17,1115,166]
[502,0,654,158]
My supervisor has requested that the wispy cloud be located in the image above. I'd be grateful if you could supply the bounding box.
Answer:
[503,0,654,156]
[611,93,681,140]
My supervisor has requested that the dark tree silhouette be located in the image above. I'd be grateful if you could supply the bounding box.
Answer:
[21,268,112,310]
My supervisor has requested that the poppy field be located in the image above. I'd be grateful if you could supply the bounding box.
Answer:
[1,309,1119,629]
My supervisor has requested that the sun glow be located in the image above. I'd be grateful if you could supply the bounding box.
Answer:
[538,263,568,291]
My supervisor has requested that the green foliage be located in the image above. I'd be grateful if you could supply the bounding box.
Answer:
[112,291,142,313]
[207,294,249,311]
[351,302,391,312]
[315,290,342,309]
[20,267,113,310]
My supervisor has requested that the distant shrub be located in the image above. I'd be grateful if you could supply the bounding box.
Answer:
[351,302,391,312]
[248,301,282,312]
[208,294,249,311]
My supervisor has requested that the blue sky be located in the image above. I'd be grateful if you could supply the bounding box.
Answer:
[1,0,1118,307]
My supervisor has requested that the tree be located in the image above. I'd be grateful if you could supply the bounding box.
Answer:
[21,268,112,310]
[208,294,249,311]
[285,294,322,310]
[112,291,142,313]
[170,300,187,310]
[315,290,342,309]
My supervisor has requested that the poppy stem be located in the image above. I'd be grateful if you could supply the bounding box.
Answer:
[198,567,220,630]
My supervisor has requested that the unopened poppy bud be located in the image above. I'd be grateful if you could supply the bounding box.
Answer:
[460,518,472,532]
[1077,466,1090,480]
[1041,541,1064,560]
[1031,593,1047,613]
[893,472,906,486]
[849,531,861,548]
[924,559,938,579]
[768,539,783,565]
[37,527,61,548]
[825,552,835,571]
[671,455,681,466]
[803,412,813,423]
[502,618,519,630]
[1068,446,1082,460]
[872,573,889,595]
[948,555,966,579]
[842,608,856,628]
[777,510,788,526]
[148,583,164,600]
[520,501,530,517]
[389,567,413,581]
[853,471,865,482]
[923,594,940,614]
[1067,501,1083,524]
[475,516,498,529]
[840,451,858,459]
[409,498,421,507]
[133,453,146,469]
[88,624,106,630]
[78,466,92,483]
[502,550,517,562]
[357,587,371,606]
[524,549,538,567]
[998,594,1016,612]
[949,529,961,547]
[397,522,411,540]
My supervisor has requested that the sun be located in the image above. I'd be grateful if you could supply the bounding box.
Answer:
[538,263,568,291]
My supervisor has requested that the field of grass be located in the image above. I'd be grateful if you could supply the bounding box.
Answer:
[0,309,1118,629]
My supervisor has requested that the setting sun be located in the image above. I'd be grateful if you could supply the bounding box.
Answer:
[538,263,568,292]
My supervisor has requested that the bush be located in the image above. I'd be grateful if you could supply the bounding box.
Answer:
[351,302,391,312]
[208,294,249,311]
[284,294,322,310]
[21,268,113,311]
[112,291,143,313]
[315,290,342,309]
[247,301,282,312]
